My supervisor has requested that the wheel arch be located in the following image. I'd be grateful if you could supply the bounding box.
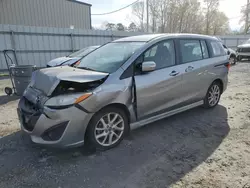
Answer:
[212,79,224,92]
[98,103,131,124]
[230,53,236,58]
[84,103,131,141]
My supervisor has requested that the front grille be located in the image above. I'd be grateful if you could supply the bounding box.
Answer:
[238,48,250,52]
[18,97,41,131]
[20,110,41,131]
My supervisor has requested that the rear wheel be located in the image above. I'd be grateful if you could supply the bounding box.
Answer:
[229,55,236,65]
[4,87,13,96]
[86,107,129,150]
[203,82,222,108]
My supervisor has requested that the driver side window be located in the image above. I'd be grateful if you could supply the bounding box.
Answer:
[143,40,175,69]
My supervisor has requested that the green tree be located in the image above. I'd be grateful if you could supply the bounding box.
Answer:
[128,22,138,32]
[116,23,125,31]
[105,23,116,31]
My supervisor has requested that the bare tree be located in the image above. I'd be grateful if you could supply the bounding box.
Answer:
[157,0,169,32]
[239,5,250,33]
[204,0,220,35]
[129,0,229,35]
[148,0,161,32]
[210,11,229,35]
[132,1,145,31]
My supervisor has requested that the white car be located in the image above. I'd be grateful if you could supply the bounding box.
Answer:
[214,37,236,64]
[236,39,250,61]
[223,45,237,65]
[47,46,100,67]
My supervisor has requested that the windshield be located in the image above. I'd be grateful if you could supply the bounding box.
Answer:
[77,42,145,73]
[68,46,99,58]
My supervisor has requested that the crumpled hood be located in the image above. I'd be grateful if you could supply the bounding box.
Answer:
[29,66,109,96]
[47,56,80,67]
[237,43,250,48]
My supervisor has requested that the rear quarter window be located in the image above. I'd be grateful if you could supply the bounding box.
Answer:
[210,41,226,57]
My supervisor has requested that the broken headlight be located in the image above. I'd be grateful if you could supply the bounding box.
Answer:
[45,93,92,109]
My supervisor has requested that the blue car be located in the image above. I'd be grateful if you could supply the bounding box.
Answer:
[47,45,100,67]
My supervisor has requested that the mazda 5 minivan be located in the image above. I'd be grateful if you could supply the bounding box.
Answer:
[18,34,229,150]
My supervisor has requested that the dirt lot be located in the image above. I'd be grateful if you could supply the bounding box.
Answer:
[0,63,250,188]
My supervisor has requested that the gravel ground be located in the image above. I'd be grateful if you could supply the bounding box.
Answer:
[0,63,250,188]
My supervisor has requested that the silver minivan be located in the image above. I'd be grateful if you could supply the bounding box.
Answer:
[18,34,229,150]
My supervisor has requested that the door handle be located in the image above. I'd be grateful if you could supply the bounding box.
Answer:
[185,66,194,72]
[169,70,179,76]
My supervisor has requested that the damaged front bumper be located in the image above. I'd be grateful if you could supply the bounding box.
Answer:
[17,67,109,148]
[18,97,94,148]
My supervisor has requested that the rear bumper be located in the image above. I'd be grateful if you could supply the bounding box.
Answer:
[18,98,94,148]
[222,74,228,93]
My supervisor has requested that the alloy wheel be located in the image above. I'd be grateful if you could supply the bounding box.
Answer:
[94,113,125,147]
[208,85,220,106]
[229,57,236,64]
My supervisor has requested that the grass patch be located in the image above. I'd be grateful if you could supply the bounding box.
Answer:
[0,72,9,77]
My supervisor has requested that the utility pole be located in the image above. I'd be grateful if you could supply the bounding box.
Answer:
[245,0,250,34]
[146,0,149,32]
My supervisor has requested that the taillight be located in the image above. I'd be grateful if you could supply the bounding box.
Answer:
[225,63,230,70]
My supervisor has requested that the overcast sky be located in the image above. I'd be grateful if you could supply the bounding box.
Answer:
[83,0,246,30]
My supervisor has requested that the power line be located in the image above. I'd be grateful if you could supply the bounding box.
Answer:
[91,0,140,16]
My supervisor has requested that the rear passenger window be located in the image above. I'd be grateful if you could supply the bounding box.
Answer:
[200,40,209,59]
[210,41,226,57]
[180,40,202,63]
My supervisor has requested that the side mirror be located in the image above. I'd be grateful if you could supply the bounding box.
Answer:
[227,50,230,55]
[141,61,156,72]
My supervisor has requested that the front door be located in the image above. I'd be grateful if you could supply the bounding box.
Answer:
[134,39,184,119]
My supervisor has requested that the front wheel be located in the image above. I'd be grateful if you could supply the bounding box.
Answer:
[203,82,222,108]
[237,56,242,62]
[229,56,236,65]
[86,107,129,150]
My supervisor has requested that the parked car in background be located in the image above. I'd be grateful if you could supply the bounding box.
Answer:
[18,34,229,150]
[236,39,250,61]
[214,36,237,64]
[223,45,237,65]
[46,45,100,67]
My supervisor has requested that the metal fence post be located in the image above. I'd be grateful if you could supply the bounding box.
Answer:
[70,33,74,52]
[10,30,18,65]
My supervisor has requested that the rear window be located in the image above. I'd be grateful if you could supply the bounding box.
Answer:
[210,41,226,57]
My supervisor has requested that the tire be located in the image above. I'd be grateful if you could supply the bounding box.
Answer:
[85,106,129,150]
[237,56,242,62]
[4,87,13,96]
[229,55,236,65]
[203,82,222,108]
